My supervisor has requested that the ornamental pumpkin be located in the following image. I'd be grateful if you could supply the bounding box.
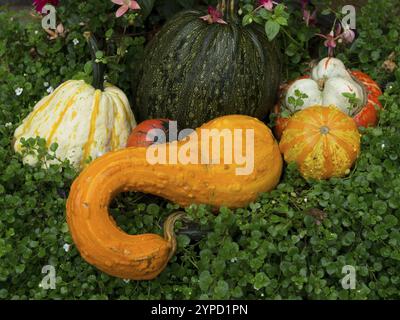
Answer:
[274,57,382,138]
[66,115,282,279]
[134,0,282,128]
[126,119,172,148]
[13,34,136,170]
[279,106,361,180]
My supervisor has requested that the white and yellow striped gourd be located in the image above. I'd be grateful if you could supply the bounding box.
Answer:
[13,80,136,170]
[13,33,136,171]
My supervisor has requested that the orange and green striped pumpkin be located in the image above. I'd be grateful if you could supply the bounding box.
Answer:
[279,106,361,180]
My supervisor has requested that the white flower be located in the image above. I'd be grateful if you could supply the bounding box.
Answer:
[5,122,12,128]
[341,23,355,44]
[63,243,70,252]
[43,82,49,87]
[15,88,23,96]
[304,198,308,203]
[73,38,79,46]
[381,144,385,149]
[123,279,130,283]
[47,86,54,94]
[35,30,39,35]
[230,257,238,263]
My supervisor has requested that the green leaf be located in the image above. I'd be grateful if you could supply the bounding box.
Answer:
[199,271,213,291]
[259,8,272,20]
[321,8,331,15]
[95,51,104,59]
[105,29,114,39]
[254,272,269,290]
[50,143,58,152]
[242,14,254,27]
[84,61,93,74]
[146,203,159,215]
[213,280,229,298]
[265,20,280,41]
[137,0,156,20]
[274,4,286,16]
[275,16,288,26]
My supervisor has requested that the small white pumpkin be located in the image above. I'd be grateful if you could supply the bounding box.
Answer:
[13,34,136,170]
[285,57,366,115]
[311,57,352,81]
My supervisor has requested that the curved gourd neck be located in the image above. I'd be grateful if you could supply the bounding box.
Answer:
[218,0,238,22]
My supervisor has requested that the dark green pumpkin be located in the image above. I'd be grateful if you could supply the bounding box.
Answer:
[135,0,282,128]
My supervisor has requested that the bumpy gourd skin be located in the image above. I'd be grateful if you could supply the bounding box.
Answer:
[66,115,282,280]
[279,106,361,180]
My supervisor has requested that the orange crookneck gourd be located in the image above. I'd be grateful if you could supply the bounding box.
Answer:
[279,106,361,180]
[66,115,283,280]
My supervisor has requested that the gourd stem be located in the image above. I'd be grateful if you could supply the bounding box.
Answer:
[84,32,105,91]
[163,211,187,261]
[218,0,238,22]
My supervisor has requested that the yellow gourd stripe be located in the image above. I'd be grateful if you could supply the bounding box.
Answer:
[113,93,132,125]
[296,134,321,164]
[111,99,118,150]
[330,110,346,124]
[329,132,357,160]
[16,81,72,139]
[323,135,334,178]
[302,112,322,128]
[322,107,331,124]
[82,90,101,166]
[46,84,87,146]
[279,131,313,153]
[285,119,319,131]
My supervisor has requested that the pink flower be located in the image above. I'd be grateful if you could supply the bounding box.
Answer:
[316,21,356,56]
[341,23,356,43]
[111,0,140,18]
[302,8,317,26]
[258,0,278,11]
[32,0,59,13]
[316,30,340,57]
[200,6,227,25]
[300,0,309,8]
[301,0,316,26]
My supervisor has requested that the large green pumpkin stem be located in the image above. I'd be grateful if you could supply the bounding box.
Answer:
[84,32,105,91]
[218,0,239,22]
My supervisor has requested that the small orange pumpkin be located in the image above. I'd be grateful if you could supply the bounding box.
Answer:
[279,106,361,180]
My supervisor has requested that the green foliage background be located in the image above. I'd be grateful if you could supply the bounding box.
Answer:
[1,0,400,299]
